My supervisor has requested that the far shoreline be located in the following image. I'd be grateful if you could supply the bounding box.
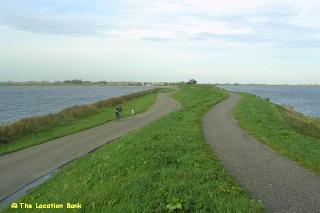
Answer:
[0,87,159,124]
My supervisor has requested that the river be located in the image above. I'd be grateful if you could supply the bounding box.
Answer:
[0,86,151,124]
[218,85,320,118]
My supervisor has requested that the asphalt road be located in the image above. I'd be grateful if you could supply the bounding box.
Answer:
[203,93,320,213]
[0,93,180,202]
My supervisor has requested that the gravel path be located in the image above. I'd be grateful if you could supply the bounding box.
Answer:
[203,93,320,213]
[0,93,180,202]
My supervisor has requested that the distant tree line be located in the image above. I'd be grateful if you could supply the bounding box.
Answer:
[59,79,91,84]
[0,79,196,86]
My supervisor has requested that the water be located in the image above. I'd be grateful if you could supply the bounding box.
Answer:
[0,86,151,124]
[219,85,320,118]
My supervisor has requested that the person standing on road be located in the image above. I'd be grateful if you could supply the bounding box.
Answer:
[115,105,122,121]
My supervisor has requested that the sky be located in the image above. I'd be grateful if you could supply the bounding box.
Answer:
[0,0,320,84]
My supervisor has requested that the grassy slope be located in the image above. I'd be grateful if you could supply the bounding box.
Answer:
[280,106,320,140]
[234,93,320,173]
[0,93,157,155]
[6,86,263,212]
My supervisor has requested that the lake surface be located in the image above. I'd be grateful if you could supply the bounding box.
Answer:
[219,85,320,118]
[0,86,151,124]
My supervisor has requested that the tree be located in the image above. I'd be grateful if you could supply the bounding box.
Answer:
[187,79,197,84]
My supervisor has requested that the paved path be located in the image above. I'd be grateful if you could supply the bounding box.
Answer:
[0,93,180,202]
[203,93,320,213]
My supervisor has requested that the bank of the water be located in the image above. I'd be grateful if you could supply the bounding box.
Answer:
[234,93,320,173]
[2,86,264,212]
[0,86,152,124]
[219,84,320,117]
[0,89,158,155]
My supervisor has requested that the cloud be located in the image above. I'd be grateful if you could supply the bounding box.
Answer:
[0,14,106,35]
[0,0,320,49]
[0,0,121,35]
[107,18,252,41]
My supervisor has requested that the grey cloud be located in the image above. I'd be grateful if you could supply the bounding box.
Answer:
[185,5,320,49]
[190,32,320,49]
[0,1,119,35]
[0,14,105,35]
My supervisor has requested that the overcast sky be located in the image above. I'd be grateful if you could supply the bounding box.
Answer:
[0,0,319,84]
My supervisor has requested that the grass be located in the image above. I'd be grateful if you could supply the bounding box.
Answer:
[4,85,264,212]
[234,93,320,173]
[0,90,158,155]
[280,106,320,139]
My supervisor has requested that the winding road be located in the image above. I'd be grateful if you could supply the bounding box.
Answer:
[203,93,320,213]
[0,93,180,203]
[2,90,320,212]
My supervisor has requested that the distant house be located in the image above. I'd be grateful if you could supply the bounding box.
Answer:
[144,82,153,87]
[187,79,197,84]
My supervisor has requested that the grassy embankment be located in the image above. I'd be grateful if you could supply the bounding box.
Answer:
[234,93,320,173]
[0,89,159,155]
[5,85,264,212]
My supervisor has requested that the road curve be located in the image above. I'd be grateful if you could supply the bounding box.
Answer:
[203,93,320,213]
[0,93,180,201]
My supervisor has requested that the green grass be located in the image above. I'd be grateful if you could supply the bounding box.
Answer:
[234,93,320,173]
[4,85,264,212]
[0,92,157,156]
[279,105,320,140]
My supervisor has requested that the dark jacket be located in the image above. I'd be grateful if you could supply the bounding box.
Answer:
[116,105,122,112]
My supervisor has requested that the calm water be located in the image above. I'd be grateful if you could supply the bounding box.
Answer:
[219,85,320,118]
[0,86,151,124]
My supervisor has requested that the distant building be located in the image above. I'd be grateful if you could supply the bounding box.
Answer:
[143,82,153,87]
[158,82,168,86]
[187,79,197,84]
